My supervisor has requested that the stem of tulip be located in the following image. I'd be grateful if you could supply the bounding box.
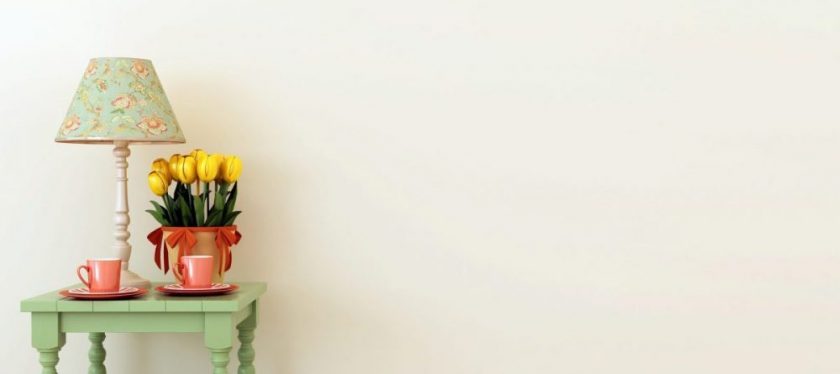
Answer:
[204,182,211,218]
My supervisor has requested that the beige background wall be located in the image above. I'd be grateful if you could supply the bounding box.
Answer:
[2,1,840,372]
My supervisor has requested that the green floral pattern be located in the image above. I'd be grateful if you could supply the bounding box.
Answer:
[56,57,185,143]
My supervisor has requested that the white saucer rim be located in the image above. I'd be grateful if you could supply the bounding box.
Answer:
[67,286,139,295]
[162,283,231,291]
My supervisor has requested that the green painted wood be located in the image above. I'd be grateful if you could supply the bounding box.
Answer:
[128,293,166,312]
[165,299,204,312]
[24,282,267,312]
[203,283,267,312]
[93,300,130,312]
[88,332,106,374]
[21,290,61,312]
[57,299,93,312]
[38,348,60,374]
[62,312,206,333]
[237,306,257,374]
[32,313,64,347]
[205,312,234,347]
[24,282,266,372]
[231,305,254,327]
[210,348,232,374]
[32,312,65,374]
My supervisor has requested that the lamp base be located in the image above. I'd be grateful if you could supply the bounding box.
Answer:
[120,269,151,289]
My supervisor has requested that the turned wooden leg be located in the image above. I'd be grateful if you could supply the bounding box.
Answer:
[32,312,65,374]
[238,300,259,374]
[237,322,256,374]
[210,348,232,374]
[205,312,234,374]
[88,332,106,373]
[37,348,60,374]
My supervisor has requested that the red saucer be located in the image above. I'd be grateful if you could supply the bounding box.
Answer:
[156,283,238,296]
[60,287,147,300]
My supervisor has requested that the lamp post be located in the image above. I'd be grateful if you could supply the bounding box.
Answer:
[56,57,186,288]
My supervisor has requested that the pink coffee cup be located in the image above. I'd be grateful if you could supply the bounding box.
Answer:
[76,258,122,292]
[174,255,213,288]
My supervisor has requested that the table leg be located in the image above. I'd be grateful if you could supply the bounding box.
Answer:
[237,309,257,374]
[210,348,232,374]
[88,332,106,373]
[37,347,61,374]
[205,313,234,374]
[32,312,65,374]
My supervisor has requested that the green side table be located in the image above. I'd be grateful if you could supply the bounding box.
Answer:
[21,282,266,374]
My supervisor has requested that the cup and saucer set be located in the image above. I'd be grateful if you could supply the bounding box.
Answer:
[61,256,237,300]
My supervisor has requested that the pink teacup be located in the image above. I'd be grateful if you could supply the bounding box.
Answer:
[76,258,122,293]
[174,255,213,288]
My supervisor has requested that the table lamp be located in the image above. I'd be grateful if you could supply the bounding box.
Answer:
[56,57,186,288]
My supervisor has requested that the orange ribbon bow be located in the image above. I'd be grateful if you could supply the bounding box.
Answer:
[147,226,241,275]
[147,227,169,273]
[215,226,242,274]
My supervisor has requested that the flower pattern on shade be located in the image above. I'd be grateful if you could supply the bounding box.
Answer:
[56,57,185,143]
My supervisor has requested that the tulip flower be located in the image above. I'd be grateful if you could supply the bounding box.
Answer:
[177,156,197,184]
[146,149,243,228]
[150,158,171,185]
[190,149,207,163]
[210,154,224,166]
[168,154,182,182]
[147,171,169,196]
[197,153,220,182]
[220,155,243,183]
[214,155,226,183]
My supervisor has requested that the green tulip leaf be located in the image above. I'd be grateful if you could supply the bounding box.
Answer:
[170,194,182,226]
[223,182,238,223]
[223,211,241,226]
[145,209,170,226]
[205,209,222,227]
[150,200,168,216]
[163,194,176,224]
[214,182,229,212]
[178,198,192,227]
[194,196,205,227]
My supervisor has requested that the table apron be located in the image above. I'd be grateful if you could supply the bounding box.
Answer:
[60,305,253,333]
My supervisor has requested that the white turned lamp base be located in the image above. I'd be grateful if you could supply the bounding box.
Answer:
[112,141,151,289]
[121,268,151,289]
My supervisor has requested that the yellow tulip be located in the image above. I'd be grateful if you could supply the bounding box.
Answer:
[168,154,182,182]
[176,156,197,184]
[213,155,226,182]
[189,149,207,162]
[147,171,169,196]
[197,153,220,182]
[220,155,243,183]
[150,158,171,185]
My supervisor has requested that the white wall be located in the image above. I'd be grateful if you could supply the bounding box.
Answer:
[2,0,840,372]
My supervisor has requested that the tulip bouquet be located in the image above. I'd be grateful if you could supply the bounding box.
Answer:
[145,149,243,282]
[146,149,242,227]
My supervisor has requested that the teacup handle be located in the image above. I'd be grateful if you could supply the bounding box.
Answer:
[173,263,185,284]
[76,265,91,288]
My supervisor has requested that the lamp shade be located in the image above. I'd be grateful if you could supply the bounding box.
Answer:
[56,57,185,144]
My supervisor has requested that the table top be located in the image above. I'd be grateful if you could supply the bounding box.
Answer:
[21,282,266,313]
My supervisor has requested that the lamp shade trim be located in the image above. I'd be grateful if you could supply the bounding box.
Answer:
[56,57,185,144]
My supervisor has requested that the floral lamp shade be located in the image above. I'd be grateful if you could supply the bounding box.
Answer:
[56,57,185,144]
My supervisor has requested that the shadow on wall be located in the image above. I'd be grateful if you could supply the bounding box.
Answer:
[117,75,294,373]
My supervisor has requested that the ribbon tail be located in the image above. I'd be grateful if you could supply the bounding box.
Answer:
[162,239,170,274]
[227,230,240,272]
[166,229,198,271]
[225,246,232,272]
[147,228,166,273]
[215,228,239,275]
